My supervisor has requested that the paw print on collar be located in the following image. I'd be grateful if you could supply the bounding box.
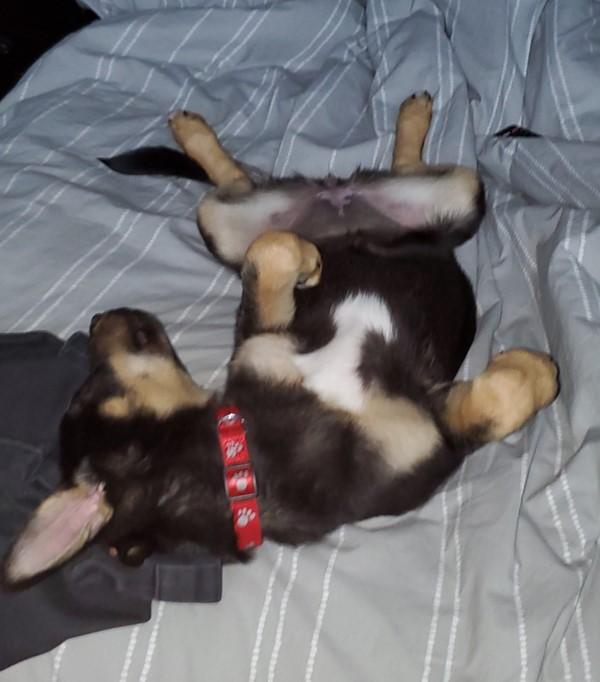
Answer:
[231,470,249,493]
[225,440,244,460]
[235,507,257,528]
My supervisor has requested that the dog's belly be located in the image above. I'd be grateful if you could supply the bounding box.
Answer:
[232,293,442,474]
[293,293,395,412]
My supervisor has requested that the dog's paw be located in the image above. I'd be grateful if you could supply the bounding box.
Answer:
[474,348,559,440]
[487,348,559,408]
[398,91,433,125]
[245,231,322,289]
[168,109,214,147]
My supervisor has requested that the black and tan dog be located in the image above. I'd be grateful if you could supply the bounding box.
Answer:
[4,94,558,583]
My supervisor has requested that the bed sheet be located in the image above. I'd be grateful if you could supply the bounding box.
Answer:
[1,1,600,680]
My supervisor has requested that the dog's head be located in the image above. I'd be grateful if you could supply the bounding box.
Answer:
[3,309,241,586]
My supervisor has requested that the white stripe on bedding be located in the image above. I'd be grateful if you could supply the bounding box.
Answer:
[514,451,530,682]
[370,0,392,168]
[542,15,592,675]
[552,1,584,142]
[276,37,362,174]
[441,358,470,682]
[119,625,140,682]
[60,212,169,336]
[283,0,349,71]
[216,9,274,73]
[50,643,67,682]
[267,547,301,682]
[138,601,166,682]
[441,463,466,682]
[248,547,285,682]
[421,488,450,682]
[170,273,237,346]
[39,191,169,331]
[491,179,593,682]
[484,0,521,136]
[304,528,345,682]
[432,2,453,166]
[3,0,600,679]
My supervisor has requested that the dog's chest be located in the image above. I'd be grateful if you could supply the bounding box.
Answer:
[293,294,395,412]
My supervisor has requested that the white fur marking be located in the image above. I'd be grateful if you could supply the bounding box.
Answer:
[233,335,302,385]
[293,294,395,412]
[364,171,477,225]
[199,191,297,263]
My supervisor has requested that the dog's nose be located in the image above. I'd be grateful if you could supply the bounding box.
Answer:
[90,313,103,334]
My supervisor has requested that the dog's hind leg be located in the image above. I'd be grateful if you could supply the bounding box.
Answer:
[391,92,433,174]
[169,110,253,195]
[440,349,559,444]
[347,92,485,250]
[236,231,322,341]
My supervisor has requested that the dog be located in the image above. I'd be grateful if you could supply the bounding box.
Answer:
[4,94,559,583]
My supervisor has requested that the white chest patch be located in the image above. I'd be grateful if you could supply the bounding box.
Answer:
[293,293,395,412]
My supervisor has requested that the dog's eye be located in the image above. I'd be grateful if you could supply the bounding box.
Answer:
[133,328,150,350]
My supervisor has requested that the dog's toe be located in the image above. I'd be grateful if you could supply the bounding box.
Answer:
[169,110,213,144]
[398,91,434,124]
[414,90,432,101]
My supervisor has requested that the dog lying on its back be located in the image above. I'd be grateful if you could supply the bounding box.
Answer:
[4,94,559,583]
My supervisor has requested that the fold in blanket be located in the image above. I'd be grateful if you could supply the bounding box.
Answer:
[1,0,599,679]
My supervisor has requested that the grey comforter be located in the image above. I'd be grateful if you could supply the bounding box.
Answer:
[1,0,599,679]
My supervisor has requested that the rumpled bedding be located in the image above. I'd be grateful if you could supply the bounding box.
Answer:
[1,0,599,679]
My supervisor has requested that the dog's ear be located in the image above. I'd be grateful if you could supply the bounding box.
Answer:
[3,483,113,584]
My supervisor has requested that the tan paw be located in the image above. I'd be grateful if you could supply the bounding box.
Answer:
[473,348,559,440]
[245,231,322,290]
[397,91,433,131]
[168,109,215,148]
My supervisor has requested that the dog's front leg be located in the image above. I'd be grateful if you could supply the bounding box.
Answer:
[440,349,559,445]
[235,231,322,343]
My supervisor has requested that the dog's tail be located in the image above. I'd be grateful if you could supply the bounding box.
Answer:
[99,147,211,184]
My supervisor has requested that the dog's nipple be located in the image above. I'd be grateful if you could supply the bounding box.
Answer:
[316,186,357,216]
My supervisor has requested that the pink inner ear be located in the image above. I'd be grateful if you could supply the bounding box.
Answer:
[5,484,113,583]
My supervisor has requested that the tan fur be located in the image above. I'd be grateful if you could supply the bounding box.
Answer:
[243,231,322,329]
[233,337,441,473]
[171,95,435,184]
[357,388,441,473]
[231,334,303,385]
[197,191,297,266]
[91,318,134,360]
[443,349,559,441]
[107,352,212,418]
[428,166,481,222]
[169,110,252,193]
[448,165,481,197]
[392,92,433,173]
[99,396,132,418]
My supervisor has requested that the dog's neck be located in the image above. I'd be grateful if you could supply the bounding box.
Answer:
[214,405,263,552]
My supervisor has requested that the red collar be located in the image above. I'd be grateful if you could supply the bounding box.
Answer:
[215,406,263,552]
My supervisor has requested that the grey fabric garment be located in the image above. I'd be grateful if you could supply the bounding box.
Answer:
[0,0,599,680]
[0,333,152,670]
[0,333,222,671]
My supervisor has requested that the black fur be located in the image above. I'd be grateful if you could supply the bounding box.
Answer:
[5,128,491,579]
[100,146,210,183]
[57,227,481,567]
